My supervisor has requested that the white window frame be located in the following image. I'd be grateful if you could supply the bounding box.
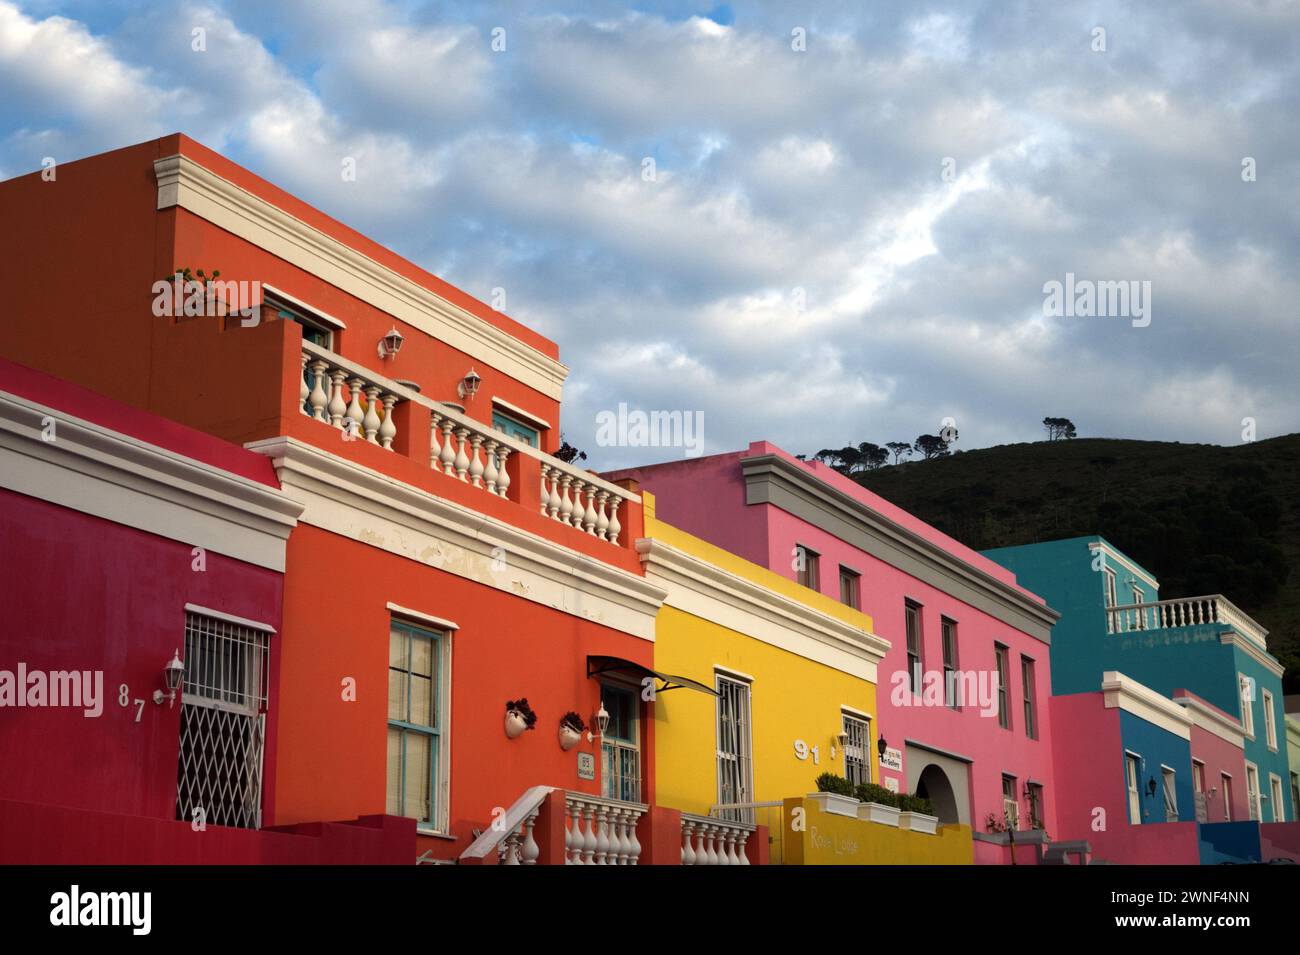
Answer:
[600,682,642,804]
[1221,772,1234,821]
[1103,567,1118,608]
[1192,760,1207,823]
[1269,774,1285,823]
[842,711,871,788]
[994,643,1011,730]
[1160,765,1178,822]
[1245,762,1261,821]
[1002,774,1019,829]
[796,544,820,592]
[1125,752,1142,824]
[1262,689,1276,750]
[715,673,754,823]
[941,617,960,710]
[905,601,924,697]
[1239,673,1255,738]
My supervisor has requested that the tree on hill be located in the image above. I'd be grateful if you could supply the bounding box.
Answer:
[887,441,913,465]
[1043,417,1078,441]
[914,434,952,459]
[857,442,889,471]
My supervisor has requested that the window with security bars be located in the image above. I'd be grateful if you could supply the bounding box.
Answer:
[175,611,270,830]
[715,675,754,822]
[600,684,641,803]
[842,713,870,787]
[387,620,443,827]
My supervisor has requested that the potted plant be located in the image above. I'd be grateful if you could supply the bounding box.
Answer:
[897,793,939,834]
[854,782,901,827]
[809,773,860,818]
[558,711,585,751]
[504,698,537,739]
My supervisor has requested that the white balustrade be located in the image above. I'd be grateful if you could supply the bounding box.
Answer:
[497,806,542,865]
[1105,594,1268,647]
[539,465,626,544]
[300,343,405,450]
[680,813,754,865]
[564,793,646,865]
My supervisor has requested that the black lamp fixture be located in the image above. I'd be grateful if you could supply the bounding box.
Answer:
[876,736,888,760]
[1146,777,1158,798]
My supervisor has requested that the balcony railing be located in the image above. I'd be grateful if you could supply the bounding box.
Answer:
[681,812,754,865]
[1105,594,1268,648]
[297,341,637,545]
[564,792,646,865]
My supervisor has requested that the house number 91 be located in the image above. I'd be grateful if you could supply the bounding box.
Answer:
[793,739,820,764]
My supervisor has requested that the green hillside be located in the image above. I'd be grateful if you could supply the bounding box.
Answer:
[850,436,1300,691]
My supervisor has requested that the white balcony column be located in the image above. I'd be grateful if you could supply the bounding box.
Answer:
[558,475,575,525]
[681,820,697,865]
[308,359,330,422]
[582,805,598,864]
[298,354,310,415]
[606,498,622,545]
[520,810,540,865]
[495,447,512,499]
[595,491,611,540]
[539,464,553,515]
[345,377,366,439]
[438,419,457,475]
[468,434,485,488]
[594,806,611,865]
[379,393,398,450]
[582,484,599,535]
[429,412,443,468]
[453,428,471,481]
[626,808,642,864]
[483,439,500,494]
[327,368,348,428]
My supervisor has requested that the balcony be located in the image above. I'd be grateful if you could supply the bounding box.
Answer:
[1105,594,1268,649]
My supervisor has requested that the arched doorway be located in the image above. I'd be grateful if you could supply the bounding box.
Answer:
[915,763,960,824]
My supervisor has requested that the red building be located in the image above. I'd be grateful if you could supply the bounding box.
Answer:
[0,136,677,864]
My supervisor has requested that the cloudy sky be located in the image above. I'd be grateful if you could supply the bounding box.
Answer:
[2,0,1297,467]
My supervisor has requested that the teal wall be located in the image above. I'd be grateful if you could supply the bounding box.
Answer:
[984,535,1293,823]
[1119,710,1195,825]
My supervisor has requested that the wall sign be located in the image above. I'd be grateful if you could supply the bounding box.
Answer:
[883,777,900,794]
[880,747,903,772]
[577,752,595,780]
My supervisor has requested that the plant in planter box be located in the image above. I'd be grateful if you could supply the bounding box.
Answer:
[558,711,586,751]
[504,698,537,739]
[854,782,902,827]
[897,793,939,834]
[810,773,859,817]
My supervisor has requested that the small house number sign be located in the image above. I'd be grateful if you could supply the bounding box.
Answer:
[577,752,596,780]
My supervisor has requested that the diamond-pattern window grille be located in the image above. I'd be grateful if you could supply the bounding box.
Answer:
[175,612,270,830]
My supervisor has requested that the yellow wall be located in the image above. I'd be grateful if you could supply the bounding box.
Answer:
[782,798,973,865]
[646,497,883,865]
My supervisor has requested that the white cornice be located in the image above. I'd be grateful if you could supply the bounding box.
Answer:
[1102,671,1192,740]
[636,536,891,681]
[1088,540,1160,592]
[1219,632,1285,678]
[1173,693,1245,748]
[0,390,300,571]
[245,437,665,639]
[154,154,569,401]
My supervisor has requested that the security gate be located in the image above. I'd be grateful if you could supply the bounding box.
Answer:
[175,611,270,830]
[843,713,870,787]
[716,675,753,823]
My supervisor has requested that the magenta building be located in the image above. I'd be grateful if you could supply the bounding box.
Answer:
[608,441,1059,862]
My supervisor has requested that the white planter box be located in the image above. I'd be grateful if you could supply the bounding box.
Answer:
[858,802,901,827]
[808,792,861,818]
[898,811,939,834]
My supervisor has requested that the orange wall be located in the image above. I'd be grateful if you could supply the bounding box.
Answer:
[276,523,657,860]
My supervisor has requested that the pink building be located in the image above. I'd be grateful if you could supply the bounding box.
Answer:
[607,441,1059,861]
[1173,689,1249,826]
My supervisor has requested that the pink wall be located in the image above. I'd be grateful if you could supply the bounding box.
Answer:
[610,441,1058,838]
[1174,690,1248,825]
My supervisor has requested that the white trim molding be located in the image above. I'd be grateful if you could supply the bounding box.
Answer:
[1087,540,1161,593]
[386,602,460,633]
[491,397,552,432]
[1102,671,1192,740]
[636,536,891,682]
[1172,692,1246,748]
[0,389,300,572]
[184,604,277,634]
[246,436,665,640]
[155,154,569,401]
[1220,632,1285,677]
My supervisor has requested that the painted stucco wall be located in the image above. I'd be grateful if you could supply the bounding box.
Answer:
[1118,710,1195,825]
[782,797,972,865]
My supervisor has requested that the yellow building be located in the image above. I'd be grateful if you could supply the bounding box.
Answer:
[640,495,891,862]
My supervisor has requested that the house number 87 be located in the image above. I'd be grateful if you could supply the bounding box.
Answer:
[793,739,820,764]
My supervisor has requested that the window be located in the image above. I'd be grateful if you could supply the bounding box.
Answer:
[839,567,860,610]
[1270,775,1286,823]
[941,618,959,709]
[1221,773,1234,822]
[905,602,924,696]
[994,643,1010,730]
[387,620,444,828]
[1126,754,1142,824]
[796,545,820,591]
[1103,567,1118,608]
[1026,782,1044,830]
[1262,690,1276,749]
[492,408,541,448]
[1246,764,1261,821]
[1131,585,1146,629]
[715,675,753,822]
[1161,767,1178,822]
[1021,656,1037,739]
[1193,761,1207,823]
[1240,674,1255,737]
[266,291,334,349]
[842,712,871,788]
[176,610,271,830]
[1002,775,1019,829]
[601,684,641,803]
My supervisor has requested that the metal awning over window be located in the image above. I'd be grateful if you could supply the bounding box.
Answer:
[586,655,718,696]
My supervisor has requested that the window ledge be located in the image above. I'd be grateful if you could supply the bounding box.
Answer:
[417,827,458,840]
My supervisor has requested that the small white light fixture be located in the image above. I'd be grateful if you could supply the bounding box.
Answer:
[377,326,404,360]
[153,649,185,706]
[457,367,482,400]
[586,700,611,743]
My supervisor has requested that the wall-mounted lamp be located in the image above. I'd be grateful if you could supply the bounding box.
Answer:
[586,701,610,743]
[377,327,404,360]
[152,649,185,706]
[835,731,849,749]
[1146,777,1158,798]
[876,737,888,760]
[457,367,482,400]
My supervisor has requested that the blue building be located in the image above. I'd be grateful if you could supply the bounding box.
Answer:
[984,535,1292,824]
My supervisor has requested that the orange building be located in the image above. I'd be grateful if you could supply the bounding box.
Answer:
[0,135,692,862]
